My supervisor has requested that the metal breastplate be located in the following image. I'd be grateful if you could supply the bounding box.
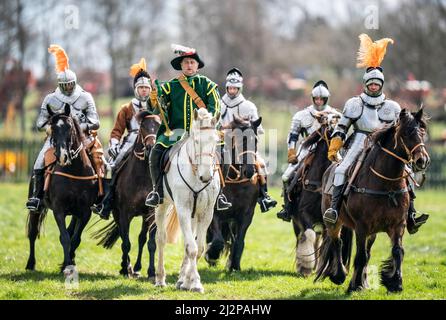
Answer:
[353,102,397,133]
[47,93,90,124]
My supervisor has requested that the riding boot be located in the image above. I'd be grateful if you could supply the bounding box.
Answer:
[145,146,164,208]
[277,183,294,222]
[26,169,45,211]
[406,198,429,235]
[91,178,114,220]
[258,183,278,213]
[323,184,345,226]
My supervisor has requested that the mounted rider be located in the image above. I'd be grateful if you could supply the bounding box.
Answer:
[26,45,104,211]
[277,80,341,222]
[91,58,156,219]
[323,34,429,234]
[145,44,230,210]
[220,67,277,212]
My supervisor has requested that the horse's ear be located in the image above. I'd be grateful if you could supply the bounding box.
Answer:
[46,104,55,117]
[414,105,424,122]
[252,117,262,128]
[399,108,409,120]
[64,103,71,116]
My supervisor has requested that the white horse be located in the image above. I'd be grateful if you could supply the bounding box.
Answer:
[155,108,220,293]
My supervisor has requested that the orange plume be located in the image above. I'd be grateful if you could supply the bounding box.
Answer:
[48,44,70,73]
[356,34,394,68]
[129,58,147,77]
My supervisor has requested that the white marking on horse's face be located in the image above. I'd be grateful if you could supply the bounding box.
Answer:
[57,119,64,128]
[58,147,70,166]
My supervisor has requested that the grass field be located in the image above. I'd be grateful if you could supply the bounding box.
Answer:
[0,183,445,300]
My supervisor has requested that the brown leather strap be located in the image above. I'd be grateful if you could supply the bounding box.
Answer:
[177,74,207,109]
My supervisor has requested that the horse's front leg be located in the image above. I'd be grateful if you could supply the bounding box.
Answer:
[348,229,368,293]
[205,214,225,267]
[177,206,203,293]
[118,212,133,277]
[69,210,91,266]
[147,218,157,281]
[155,203,169,287]
[228,210,254,272]
[381,226,405,292]
[134,213,150,277]
[53,211,73,275]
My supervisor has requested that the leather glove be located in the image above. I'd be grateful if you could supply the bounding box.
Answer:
[287,148,297,164]
[149,87,158,108]
[328,136,343,162]
[108,138,120,159]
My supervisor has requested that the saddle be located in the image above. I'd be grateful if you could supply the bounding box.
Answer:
[287,151,316,194]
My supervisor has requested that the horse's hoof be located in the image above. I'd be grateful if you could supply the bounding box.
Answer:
[155,281,166,288]
[297,266,313,277]
[148,276,156,284]
[190,286,205,294]
[180,283,191,291]
[63,265,76,277]
[132,271,141,279]
[176,281,183,290]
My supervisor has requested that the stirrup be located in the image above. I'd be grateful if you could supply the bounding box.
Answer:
[413,212,429,227]
[91,204,110,220]
[26,197,41,211]
[145,191,161,208]
[259,197,277,213]
[323,208,338,225]
[277,208,291,222]
[216,195,232,211]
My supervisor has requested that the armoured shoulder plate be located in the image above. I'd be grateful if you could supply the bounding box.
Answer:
[342,97,363,120]
[378,99,401,122]
[299,107,316,128]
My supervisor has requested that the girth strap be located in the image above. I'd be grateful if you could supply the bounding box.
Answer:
[350,185,408,207]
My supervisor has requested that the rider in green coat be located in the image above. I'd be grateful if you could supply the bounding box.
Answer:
[145,44,231,210]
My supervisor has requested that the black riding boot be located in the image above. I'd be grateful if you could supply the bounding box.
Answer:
[406,198,429,235]
[323,184,345,226]
[26,169,45,211]
[258,182,277,213]
[91,178,114,220]
[277,183,294,222]
[216,163,232,211]
[145,145,165,208]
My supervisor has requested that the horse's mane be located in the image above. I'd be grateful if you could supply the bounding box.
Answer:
[371,109,427,145]
[136,110,152,122]
[302,129,324,149]
[230,115,251,130]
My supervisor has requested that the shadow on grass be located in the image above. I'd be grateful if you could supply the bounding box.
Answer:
[0,270,118,283]
[71,284,147,300]
[197,267,299,284]
[276,287,350,300]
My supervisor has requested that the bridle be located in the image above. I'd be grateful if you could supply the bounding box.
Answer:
[50,115,83,163]
[370,125,428,182]
[133,114,160,161]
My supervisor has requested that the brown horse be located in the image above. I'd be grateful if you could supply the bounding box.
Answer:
[205,116,261,271]
[92,111,160,278]
[315,108,429,292]
[290,115,352,276]
[26,104,99,276]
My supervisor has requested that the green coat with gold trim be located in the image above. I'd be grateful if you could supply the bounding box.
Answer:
[154,73,221,147]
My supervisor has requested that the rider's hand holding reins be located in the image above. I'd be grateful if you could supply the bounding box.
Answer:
[328,136,343,162]
[288,148,298,164]
[149,81,158,108]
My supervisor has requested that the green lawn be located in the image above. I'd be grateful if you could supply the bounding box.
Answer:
[0,184,445,300]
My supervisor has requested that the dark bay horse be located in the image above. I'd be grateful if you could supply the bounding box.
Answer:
[316,108,429,292]
[93,111,160,278]
[26,104,99,277]
[205,116,261,271]
[290,115,352,276]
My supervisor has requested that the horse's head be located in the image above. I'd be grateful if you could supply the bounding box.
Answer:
[47,103,82,166]
[136,111,161,154]
[396,108,430,172]
[227,115,260,179]
[191,108,220,183]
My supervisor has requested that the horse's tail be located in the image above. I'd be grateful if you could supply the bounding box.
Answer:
[26,209,48,239]
[314,233,347,285]
[166,205,180,244]
[91,220,120,249]
[340,226,353,271]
